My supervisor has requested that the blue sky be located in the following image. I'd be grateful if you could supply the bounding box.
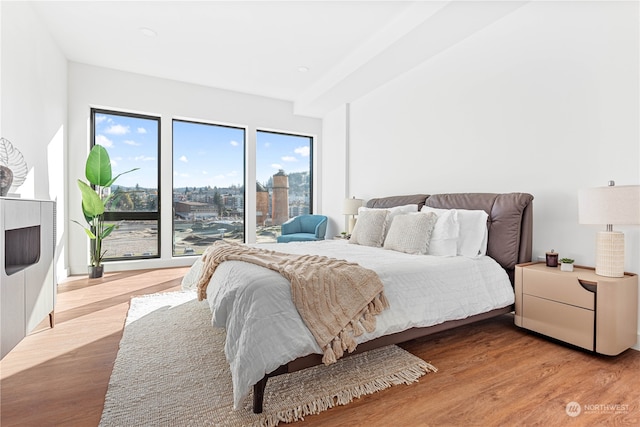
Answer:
[95,114,312,190]
[94,113,158,189]
[255,130,312,185]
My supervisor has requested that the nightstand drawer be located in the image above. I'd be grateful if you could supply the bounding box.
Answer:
[522,268,595,310]
[521,295,594,351]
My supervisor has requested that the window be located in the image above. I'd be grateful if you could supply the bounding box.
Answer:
[90,109,160,260]
[173,120,246,256]
[256,130,313,243]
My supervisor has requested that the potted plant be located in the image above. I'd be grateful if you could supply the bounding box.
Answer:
[73,145,138,278]
[560,258,575,272]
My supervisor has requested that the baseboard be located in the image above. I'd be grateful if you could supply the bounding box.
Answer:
[55,267,69,284]
[69,257,196,276]
[632,333,640,352]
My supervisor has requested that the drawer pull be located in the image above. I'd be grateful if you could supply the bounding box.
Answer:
[578,279,597,293]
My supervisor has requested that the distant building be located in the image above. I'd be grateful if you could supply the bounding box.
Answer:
[272,169,289,226]
[174,201,215,219]
[289,204,309,217]
[256,182,269,226]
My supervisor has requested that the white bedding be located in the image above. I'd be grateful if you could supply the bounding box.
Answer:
[182,240,514,409]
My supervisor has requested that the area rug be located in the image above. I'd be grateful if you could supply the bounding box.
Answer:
[99,291,437,427]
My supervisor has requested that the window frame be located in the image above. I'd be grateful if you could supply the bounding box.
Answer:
[254,129,315,243]
[256,129,315,216]
[171,118,247,256]
[90,108,162,261]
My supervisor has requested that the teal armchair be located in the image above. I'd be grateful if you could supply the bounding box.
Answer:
[277,214,328,243]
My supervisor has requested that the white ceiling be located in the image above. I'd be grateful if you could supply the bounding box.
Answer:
[30,1,527,117]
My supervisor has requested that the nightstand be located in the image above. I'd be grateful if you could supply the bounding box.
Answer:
[514,262,638,355]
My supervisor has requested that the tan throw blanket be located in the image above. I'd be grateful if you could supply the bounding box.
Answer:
[196,241,389,365]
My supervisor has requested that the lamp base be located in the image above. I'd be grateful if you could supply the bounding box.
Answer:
[348,216,357,234]
[595,231,625,278]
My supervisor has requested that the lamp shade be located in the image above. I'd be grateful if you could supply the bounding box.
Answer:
[578,185,640,225]
[342,197,364,215]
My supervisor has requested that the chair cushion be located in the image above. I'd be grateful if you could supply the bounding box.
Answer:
[276,233,321,243]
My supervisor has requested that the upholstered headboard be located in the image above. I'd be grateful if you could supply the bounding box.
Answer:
[366,193,534,284]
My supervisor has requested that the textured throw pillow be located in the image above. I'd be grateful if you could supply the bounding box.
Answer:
[383,212,438,255]
[358,204,418,239]
[420,206,459,256]
[421,206,488,257]
[349,209,389,247]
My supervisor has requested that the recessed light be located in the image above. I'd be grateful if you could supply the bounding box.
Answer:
[297,66,309,73]
[139,27,157,37]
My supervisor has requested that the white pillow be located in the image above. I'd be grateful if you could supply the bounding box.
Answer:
[383,212,438,255]
[358,204,418,239]
[421,206,488,258]
[421,206,459,256]
[456,208,489,257]
[349,209,389,247]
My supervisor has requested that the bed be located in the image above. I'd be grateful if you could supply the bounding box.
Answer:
[182,192,534,413]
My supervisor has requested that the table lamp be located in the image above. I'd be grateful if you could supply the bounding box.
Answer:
[578,181,640,277]
[343,197,363,234]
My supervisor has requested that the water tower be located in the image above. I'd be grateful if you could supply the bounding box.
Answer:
[272,169,289,226]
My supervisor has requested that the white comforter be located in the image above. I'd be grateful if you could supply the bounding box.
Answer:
[182,240,514,408]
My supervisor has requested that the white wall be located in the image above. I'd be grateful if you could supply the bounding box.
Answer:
[67,63,322,275]
[1,1,68,281]
[320,104,349,238]
[321,1,640,347]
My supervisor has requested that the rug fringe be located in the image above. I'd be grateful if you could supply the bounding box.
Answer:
[257,361,437,427]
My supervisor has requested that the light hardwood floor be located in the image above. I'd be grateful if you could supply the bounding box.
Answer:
[1,268,638,426]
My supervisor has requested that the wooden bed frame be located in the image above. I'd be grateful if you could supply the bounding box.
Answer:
[252,192,534,413]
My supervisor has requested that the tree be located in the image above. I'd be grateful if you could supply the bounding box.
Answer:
[213,190,224,217]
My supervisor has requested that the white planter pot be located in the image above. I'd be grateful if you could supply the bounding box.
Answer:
[560,263,574,272]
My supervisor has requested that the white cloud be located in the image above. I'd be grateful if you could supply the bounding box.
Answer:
[95,134,113,147]
[202,171,208,175]
[134,155,155,162]
[179,155,188,163]
[105,124,130,135]
[294,146,310,157]
[137,127,147,134]
[271,163,282,170]
[264,142,271,148]
[123,140,140,146]
[95,115,107,124]
[110,159,118,167]
[230,140,239,147]
[227,170,238,177]
[281,156,297,162]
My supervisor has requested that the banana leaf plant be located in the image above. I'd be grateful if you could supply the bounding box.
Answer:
[73,145,139,268]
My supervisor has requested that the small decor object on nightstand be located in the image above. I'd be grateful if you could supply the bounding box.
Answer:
[559,258,574,272]
[545,250,558,267]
